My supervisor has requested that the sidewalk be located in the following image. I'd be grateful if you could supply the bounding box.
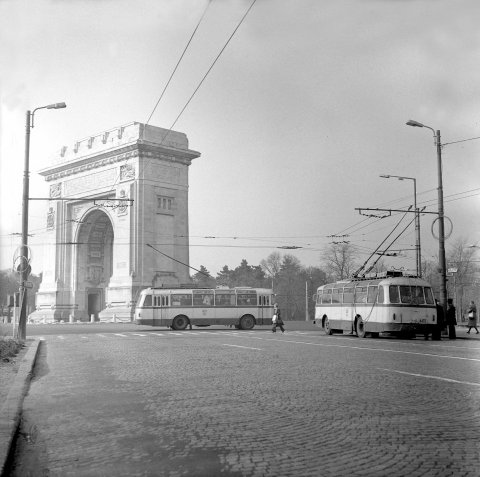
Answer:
[0,340,41,475]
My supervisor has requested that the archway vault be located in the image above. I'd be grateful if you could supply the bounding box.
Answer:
[75,209,114,320]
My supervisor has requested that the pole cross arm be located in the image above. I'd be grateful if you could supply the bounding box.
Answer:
[355,207,436,215]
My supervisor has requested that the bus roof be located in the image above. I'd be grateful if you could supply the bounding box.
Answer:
[140,286,273,294]
[317,271,432,290]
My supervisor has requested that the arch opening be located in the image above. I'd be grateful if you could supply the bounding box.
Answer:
[75,209,114,321]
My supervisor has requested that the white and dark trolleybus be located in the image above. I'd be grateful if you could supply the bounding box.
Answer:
[135,286,274,330]
[313,271,437,338]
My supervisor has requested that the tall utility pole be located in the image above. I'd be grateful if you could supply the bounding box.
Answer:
[406,120,450,338]
[17,102,66,340]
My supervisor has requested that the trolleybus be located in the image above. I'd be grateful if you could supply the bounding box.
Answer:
[312,271,437,338]
[135,287,274,330]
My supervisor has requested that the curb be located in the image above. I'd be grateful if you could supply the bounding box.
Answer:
[0,339,41,475]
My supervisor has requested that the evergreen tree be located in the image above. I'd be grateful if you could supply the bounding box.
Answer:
[191,266,215,288]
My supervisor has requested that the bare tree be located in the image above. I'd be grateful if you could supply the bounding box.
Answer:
[446,237,479,321]
[260,252,282,289]
[321,243,357,281]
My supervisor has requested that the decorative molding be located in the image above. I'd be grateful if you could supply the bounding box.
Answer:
[117,189,129,216]
[50,183,62,198]
[120,163,135,181]
[46,207,55,230]
[42,140,199,182]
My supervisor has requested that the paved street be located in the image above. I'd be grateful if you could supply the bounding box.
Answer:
[5,324,480,476]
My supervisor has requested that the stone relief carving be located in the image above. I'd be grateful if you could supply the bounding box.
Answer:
[86,265,104,286]
[46,207,55,230]
[120,163,135,181]
[117,189,128,216]
[50,183,62,198]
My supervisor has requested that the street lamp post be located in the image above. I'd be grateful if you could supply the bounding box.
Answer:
[406,119,450,336]
[18,102,66,340]
[380,174,421,277]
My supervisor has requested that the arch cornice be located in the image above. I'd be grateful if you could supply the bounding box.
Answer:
[40,143,200,182]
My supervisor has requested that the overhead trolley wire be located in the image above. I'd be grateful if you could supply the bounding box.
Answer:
[100,0,257,212]
[145,0,213,125]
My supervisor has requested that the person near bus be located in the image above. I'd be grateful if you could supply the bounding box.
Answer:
[272,303,285,333]
[466,301,479,334]
[446,298,457,340]
[432,300,443,341]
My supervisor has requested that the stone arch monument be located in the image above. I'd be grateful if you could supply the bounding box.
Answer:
[29,122,200,323]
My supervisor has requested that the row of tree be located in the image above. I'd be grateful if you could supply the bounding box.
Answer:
[1,238,478,321]
[191,238,480,320]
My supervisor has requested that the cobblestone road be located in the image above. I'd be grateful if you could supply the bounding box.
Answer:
[7,327,480,476]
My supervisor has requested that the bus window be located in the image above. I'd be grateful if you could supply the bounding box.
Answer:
[412,286,425,305]
[171,293,192,306]
[321,289,332,304]
[193,291,214,306]
[153,296,162,307]
[332,289,342,304]
[215,292,235,306]
[377,286,385,303]
[424,287,434,305]
[343,287,354,303]
[257,295,271,306]
[400,285,412,304]
[162,296,169,306]
[389,286,400,304]
[237,292,256,306]
[316,290,323,304]
[367,286,378,304]
[355,286,367,304]
[143,294,152,307]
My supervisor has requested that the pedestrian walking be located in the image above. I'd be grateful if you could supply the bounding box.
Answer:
[466,300,479,334]
[446,298,456,340]
[272,303,285,333]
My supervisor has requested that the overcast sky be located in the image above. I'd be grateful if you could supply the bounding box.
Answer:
[1,0,479,278]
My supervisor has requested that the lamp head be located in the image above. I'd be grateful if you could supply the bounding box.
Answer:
[406,119,424,127]
[379,175,390,178]
[47,102,67,109]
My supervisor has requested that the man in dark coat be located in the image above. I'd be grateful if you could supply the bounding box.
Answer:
[432,300,444,341]
[446,298,456,340]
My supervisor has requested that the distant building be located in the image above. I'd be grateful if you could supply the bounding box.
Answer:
[29,122,200,323]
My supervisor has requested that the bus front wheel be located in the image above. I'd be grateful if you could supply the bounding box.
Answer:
[355,317,367,338]
[324,317,333,335]
[172,315,189,331]
[239,315,255,330]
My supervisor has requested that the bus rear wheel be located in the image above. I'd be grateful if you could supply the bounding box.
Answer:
[355,317,367,338]
[324,317,333,335]
[239,315,255,330]
[172,315,189,330]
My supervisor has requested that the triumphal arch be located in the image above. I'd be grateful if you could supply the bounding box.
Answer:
[29,122,200,323]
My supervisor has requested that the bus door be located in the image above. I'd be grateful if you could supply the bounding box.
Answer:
[257,294,273,325]
[152,294,170,326]
[192,290,215,325]
[342,287,355,329]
